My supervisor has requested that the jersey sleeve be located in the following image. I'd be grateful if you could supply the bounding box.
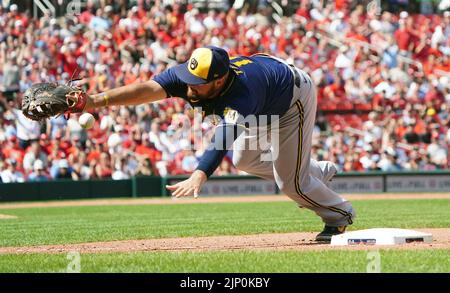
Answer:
[195,92,259,177]
[196,121,245,177]
[152,67,187,98]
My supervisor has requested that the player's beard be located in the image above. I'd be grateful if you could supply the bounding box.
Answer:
[187,84,220,100]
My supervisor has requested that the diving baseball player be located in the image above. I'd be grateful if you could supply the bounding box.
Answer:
[24,46,355,242]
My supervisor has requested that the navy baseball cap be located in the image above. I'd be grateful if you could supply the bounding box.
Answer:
[173,46,230,85]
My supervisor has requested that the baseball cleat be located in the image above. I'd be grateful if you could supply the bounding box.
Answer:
[315,225,347,243]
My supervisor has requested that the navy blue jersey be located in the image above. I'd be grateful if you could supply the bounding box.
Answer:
[154,54,295,117]
[153,54,296,176]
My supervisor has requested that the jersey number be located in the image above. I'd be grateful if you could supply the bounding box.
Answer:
[230,58,253,75]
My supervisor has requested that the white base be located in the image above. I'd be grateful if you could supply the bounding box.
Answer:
[330,228,433,246]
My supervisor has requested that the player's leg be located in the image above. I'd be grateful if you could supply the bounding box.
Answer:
[233,131,337,184]
[232,130,275,181]
[272,69,355,229]
[310,159,338,187]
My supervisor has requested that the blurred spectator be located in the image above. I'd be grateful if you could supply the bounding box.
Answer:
[27,160,49,182]
[73,151,92,180]
[112,157,130,180]
[0,96,41,150]
[216,157,236,175]
[94,152,113,178]
[0,1,448,183]
[0,159,25,183]
[54,159,75,180]
[180,149,198,173]
[136,157,154,176]
[1,53,20,101]
[14,108,42,150]
[23,141,48,173]
[47,116,68,140]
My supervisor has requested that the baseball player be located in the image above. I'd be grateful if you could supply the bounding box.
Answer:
[24,46,355,242]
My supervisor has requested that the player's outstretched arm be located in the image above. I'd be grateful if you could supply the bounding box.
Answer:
[22,80,168,121]
[84,80,168,111]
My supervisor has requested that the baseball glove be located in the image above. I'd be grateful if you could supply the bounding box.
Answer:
[21,83,87,121]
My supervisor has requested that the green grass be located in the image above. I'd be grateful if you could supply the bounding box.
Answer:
[0,250,448,272]
[0,199,449,247]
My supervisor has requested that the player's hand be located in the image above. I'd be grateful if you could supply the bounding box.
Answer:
[166,170,207,198]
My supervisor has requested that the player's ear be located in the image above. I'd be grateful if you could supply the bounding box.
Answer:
[216,72,228,87]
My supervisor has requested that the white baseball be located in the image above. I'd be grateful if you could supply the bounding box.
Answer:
[78,113,95,129]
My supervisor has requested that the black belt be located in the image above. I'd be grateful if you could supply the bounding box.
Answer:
[289,64,301,88]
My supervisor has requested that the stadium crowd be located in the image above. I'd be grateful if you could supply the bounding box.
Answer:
[0,0,449,183]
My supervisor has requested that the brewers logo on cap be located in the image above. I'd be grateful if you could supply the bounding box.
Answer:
[172,46,230,85]
[189,58,198,70]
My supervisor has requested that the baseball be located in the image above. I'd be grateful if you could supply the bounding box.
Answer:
[78,113,95,129]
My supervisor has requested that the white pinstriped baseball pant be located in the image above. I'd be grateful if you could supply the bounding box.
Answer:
[232,67,355,227]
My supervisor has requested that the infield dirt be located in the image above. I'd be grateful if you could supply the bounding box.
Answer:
[0,228,448,254]
[0,214,17,219]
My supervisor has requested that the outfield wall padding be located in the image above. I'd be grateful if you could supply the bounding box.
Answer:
[0,177,161,202]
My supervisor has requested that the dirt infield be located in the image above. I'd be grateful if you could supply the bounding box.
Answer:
[0,214,17,220]
[0,193,450,209]
[0,228,448,254]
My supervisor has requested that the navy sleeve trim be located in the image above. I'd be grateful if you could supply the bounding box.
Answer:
[196,123,245,177]
[196,149,228,177]
[152,78,170,99]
